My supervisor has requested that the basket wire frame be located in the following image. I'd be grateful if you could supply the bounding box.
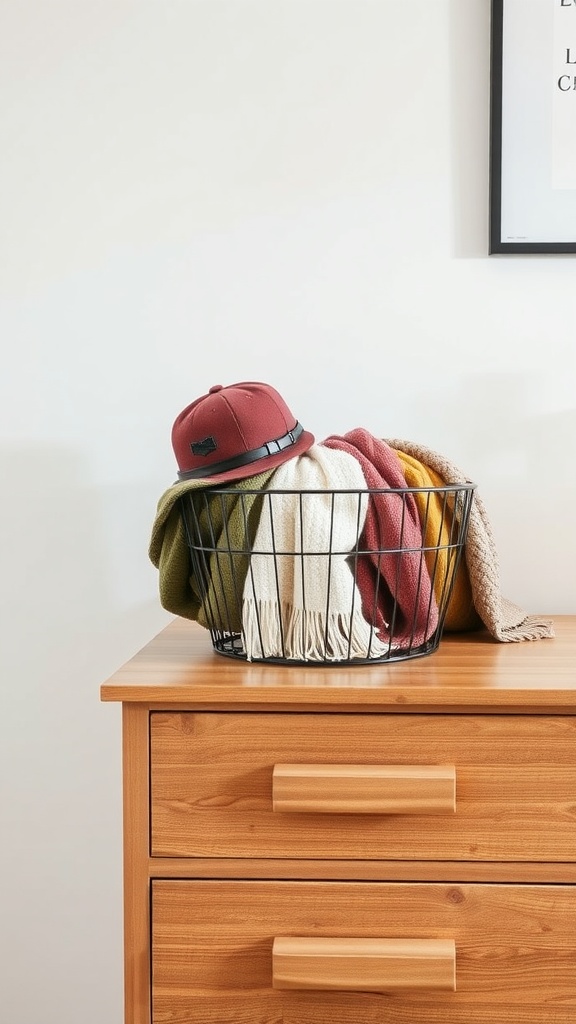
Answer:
[179,484,476,665]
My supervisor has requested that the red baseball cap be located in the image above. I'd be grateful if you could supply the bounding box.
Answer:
[171,381,315,485]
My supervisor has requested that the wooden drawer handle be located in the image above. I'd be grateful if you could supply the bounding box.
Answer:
[272,764,455,814]
[273,936,456,992]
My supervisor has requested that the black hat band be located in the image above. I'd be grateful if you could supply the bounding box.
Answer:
[177,421,304,481]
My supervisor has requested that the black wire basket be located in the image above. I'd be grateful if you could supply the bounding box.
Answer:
[179,483,476,665]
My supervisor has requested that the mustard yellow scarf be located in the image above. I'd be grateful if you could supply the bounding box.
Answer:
[393,450,480,633]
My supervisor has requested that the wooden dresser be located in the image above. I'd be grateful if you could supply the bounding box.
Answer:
[101,615,576,1024]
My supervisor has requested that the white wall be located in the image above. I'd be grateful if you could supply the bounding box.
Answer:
[1,2,574,1021]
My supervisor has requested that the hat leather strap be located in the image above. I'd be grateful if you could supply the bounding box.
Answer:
[177,422,304,481]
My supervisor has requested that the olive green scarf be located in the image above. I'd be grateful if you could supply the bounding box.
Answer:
[149,470,275,630]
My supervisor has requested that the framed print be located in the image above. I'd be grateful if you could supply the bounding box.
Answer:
[490,0,576,254]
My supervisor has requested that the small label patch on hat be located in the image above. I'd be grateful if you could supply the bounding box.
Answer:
[191,436,217,457]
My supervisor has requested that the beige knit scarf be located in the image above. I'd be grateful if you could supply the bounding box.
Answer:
[386,438,555,642]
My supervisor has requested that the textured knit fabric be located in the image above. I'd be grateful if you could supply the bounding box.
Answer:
[387,438,555,642]
[323,430,439,648]
[149,469,275,629]
[393,449,481,633]
[242,444,390,661]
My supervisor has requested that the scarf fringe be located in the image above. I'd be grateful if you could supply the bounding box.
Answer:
[243,598,390,662]
[491,614,556,643]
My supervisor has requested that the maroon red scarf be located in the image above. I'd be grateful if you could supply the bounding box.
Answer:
[322,429,438,649]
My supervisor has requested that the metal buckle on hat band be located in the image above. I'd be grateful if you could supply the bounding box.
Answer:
[264,428,295,456]
[178,422,304,480]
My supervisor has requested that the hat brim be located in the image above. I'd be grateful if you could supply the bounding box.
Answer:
[175,428,316,488]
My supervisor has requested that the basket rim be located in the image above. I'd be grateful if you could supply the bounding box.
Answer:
[183,482,477,496]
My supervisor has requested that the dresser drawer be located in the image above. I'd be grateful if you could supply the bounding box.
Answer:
[150,712,576,861]
[151,879,576,1023]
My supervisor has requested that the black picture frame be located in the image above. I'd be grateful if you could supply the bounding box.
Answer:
[489,0,576,254]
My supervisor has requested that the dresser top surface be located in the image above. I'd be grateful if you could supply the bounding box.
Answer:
[100,615,576,712]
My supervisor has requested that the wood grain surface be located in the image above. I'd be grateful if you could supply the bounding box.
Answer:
[101,615,576,713]
[150,711,576,861]
[151,880,576,1023]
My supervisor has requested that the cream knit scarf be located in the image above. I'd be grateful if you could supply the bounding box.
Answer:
[386,437,555,642]
[242,445,390,662]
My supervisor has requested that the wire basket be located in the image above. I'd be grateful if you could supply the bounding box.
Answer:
[179,483,476,665]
